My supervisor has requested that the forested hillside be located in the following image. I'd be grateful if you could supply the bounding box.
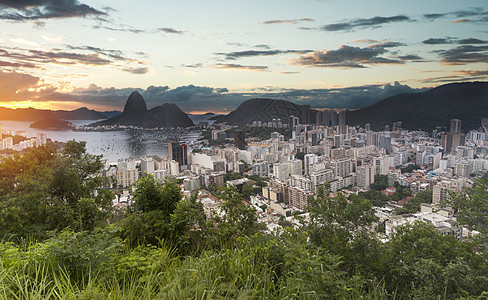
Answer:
[0,143,487,298]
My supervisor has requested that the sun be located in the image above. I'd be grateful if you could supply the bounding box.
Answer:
[0,101,51,109]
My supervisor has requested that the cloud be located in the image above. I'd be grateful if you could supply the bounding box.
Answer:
[121,67,149,74]
[92,24,146,34]
[0,0,106,21]
[423,9,488,23]
[434,45,488,65]
[157,27,184,34]
[11,79,431,112]
[321,15,410,32]
[92,23,185,35]
[0,60,38,68]
[0,70,42,101]
[291,44,406,68]
[421,70,488,83]
[423,37,487,45]
[214,63,268,72]
[263,17,314,24]
[217,49,312,60]
[398,55,424,61]
[0,45,146,71]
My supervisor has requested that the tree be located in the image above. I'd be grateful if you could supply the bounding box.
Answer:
[453,176,488,236]
[0,141,113,240]
[209,185,261,248]
[132,175,181,217]
[170,193,208,254]
[307,185,381,276]
[395,190,432,215]
[383,221,487,298]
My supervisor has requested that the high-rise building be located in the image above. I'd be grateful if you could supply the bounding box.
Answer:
[450,119,462,133]
[234,131,247,150]
[301,104,312,124]
[330,110,338,126]
[322,110,331,126]
[357,165,375,189]
[338,110,346,125]
[168,141,188,170]
[441,119,466,153]
[379,136,392,154]
[304,153,318,176]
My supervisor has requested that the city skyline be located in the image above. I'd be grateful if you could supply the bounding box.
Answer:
[0,0,487,113]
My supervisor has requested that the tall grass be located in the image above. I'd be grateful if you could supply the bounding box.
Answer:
[0,229,395,299]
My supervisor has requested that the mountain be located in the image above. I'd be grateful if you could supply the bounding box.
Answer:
[52,107,108,120]
[0,106,108,121]
[214,98,303,125]
[91,91,194,128]
[346,82,488,131]
[123,91,147,113]
[30,118,75,130]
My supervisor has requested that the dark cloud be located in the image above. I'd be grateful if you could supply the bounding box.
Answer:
[182,63,203,68]
[214,63,268,72]
[434,45,488,65]
[263,17,314,24]
[121,67,149,74]
[291,45,405,68]
[0,60,38,68]
[254,44,272,49]
[157,27,184,34]
[458,38,487,44]
[0,45,146,72]
[423,37,487,45]
[423,9,488,23]
[0,70,41,101]
[217,49,312,60]
[420,69,488,84]
[0,0,106,21]
[423,37,455,44]
[33,81,429,112]
[321,15,410,32]
[423,13,447,20]
[92,24,146,34]
[398,55,424,61]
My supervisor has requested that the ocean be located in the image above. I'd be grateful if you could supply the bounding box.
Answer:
[0,119,202,163]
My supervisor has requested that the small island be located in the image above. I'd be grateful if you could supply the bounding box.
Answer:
[30,118,75,130]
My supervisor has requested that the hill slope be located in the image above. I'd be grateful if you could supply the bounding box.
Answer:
[92,92,194,128]
[215,98,304,125]
[346,82,488,131]
[0,107,108,121]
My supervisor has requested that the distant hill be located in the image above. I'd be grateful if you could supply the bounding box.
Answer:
[346,82,488,131]
[0,106,108,121]
[30,118,75,130]
[214,98,304,125]
[92,91,194,128]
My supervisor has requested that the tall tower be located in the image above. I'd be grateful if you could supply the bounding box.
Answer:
[338,110,346,125]
[450,119,462,133]
[168,141,188,170]
[234,131,247,150]
[301,104,312,124]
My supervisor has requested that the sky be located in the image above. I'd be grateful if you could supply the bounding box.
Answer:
[0,0,487,113]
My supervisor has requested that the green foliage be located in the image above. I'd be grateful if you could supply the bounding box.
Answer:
[452,176,488,239]
[395,189,432,215]
[209,185,262,248]
[132,175,181,217]
[369,174,389,191]
[357,190,390,207]
[0,141,113,240]
[383,221,488,298]
[241,182,253,200]
[400,164,420,173]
